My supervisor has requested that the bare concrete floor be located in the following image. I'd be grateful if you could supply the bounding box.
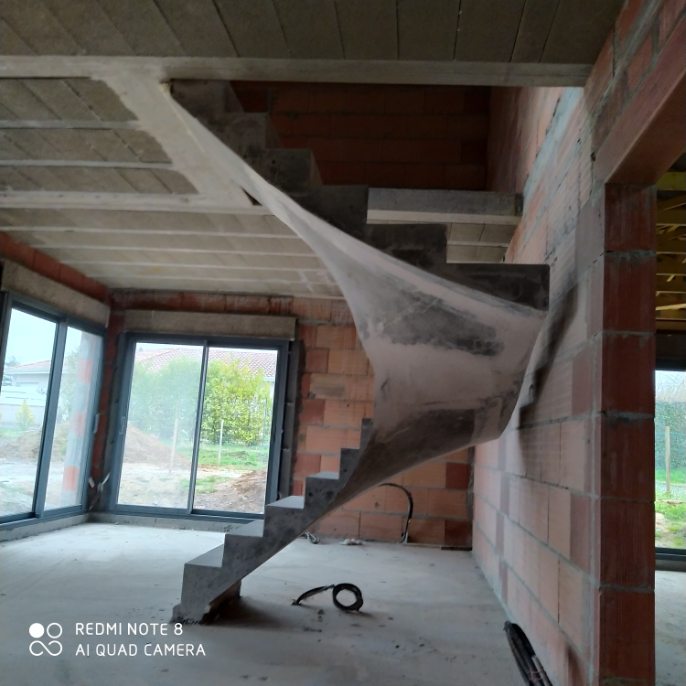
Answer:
[656,570,686,686]
[0,523,521,686]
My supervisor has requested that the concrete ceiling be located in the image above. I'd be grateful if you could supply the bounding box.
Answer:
[0,0,624,298]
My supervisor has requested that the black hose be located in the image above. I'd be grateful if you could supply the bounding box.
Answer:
[379,482,414,543]
[504,622,552,685]
[292,583,364,612]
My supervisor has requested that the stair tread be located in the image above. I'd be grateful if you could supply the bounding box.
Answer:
[230,519,265,537]
[307,471,339,480]
[186,544,224,569]
[267,495,305,510]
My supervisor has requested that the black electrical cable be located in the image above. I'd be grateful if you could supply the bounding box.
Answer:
[379,482,414,543]
[292,583,364,612]
[504,621,552,686]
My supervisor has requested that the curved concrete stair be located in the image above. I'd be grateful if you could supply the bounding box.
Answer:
[168,84,549,623]
[173,423,370,622]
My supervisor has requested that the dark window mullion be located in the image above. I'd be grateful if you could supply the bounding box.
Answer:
[33,321,67,517]
[187,343,209,513]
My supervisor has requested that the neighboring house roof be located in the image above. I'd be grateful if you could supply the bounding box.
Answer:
[6,360,52,375]
[136,347,277,378]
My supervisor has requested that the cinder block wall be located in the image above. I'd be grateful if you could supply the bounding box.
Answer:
[232,82,489,190]
[472,1,685,684]
[92,292,472,546]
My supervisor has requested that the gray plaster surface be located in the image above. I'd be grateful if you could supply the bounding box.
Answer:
[0,523,521,686]
[656,570,686,686]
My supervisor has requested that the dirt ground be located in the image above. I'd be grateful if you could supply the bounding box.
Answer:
[1,425,268,514]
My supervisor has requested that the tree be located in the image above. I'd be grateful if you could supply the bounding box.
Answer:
[201,360,271,446]
[128,357,202,445]
[16,400,35,432]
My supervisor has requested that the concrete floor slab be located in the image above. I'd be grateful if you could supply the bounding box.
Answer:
[0,523,521,686]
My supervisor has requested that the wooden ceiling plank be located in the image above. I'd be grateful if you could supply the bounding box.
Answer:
[274,0,343,59]
[23,79,100,121]
[154,0,237,57]
[64,79,136,121]
[3,129,62,159]
[542,0,624,64]
[214,0,289,58]
[95,0,184,56]
[455,0,525,62]
[0,80,60,120]
[510,0,559,62]
[334,0,398,60]
[396,0,460,61]
[42,0,133,55]
[1,0,81,54]
[0,18,34,55]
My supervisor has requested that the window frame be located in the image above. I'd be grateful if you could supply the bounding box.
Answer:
[655,332,686,560]
[0,291,105,525]
[109,331,290,522]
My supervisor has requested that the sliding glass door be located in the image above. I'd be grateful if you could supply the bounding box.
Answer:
[0,304,103,521]
[655,369,686,551]
[114,338,284,517]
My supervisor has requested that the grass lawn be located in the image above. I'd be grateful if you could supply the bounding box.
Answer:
[197,441,269,469]
[655,467,686,484]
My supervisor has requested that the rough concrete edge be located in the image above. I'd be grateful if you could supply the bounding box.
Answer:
[121,309,296,339]
[0,513,88,542]
[89,512,244,533]
[1,260,109,326]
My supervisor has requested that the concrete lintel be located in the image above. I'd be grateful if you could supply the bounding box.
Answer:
[0,56,591,87]
[367,189,522,225]
[121,309,296,340]
[1,260,109,326]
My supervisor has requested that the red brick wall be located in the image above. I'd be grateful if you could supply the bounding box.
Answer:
[474,2,685,684]
[0,231,108,302]
[95,291,472,546]
[232,81,489,190]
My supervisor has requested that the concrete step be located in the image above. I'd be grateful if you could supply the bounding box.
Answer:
[292,185,369,232]
[361,418,374,450]
[218,112,281,157]
[304,471,339,508]
[171,80,243,125]
[246,148,322,193]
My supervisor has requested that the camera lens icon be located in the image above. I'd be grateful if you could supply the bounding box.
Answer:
[29,622,63,656]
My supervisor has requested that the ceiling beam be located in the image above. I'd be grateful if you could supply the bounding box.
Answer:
[0,120,140,130]
[0,191,271,214]
[0,160,172,170]
[367,188,521,225]
[0,187,520,224]
[0,56,591,87]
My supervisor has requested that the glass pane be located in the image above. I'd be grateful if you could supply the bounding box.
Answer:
[117,343,202,508]
[194,347,278,513]
[655,370,686,549]
[44,327,102,510]
[0,309,56,516]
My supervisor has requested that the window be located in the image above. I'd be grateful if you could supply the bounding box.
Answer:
[0,302,103,522]
[113,337,286,517]
[655,369,686,552]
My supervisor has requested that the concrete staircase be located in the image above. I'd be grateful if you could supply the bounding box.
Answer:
[169,81,550,623]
